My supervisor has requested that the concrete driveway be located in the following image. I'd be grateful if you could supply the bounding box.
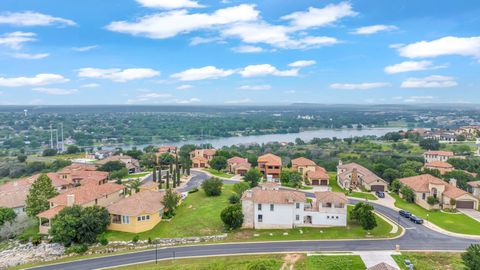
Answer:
[458,208,480,222]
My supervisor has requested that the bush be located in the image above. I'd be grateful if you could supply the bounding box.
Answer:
[462,244,480,270]
[0,207,16,226]
[31,234,42,246]
[132,235,139,243]
[400,186,415,203]
[66,244,88,254]
[427,196,439,206]
[98,234,109,246]
[229,194,240,204]
[243,169,263,187]
[390,179,402,194]
[42,148,57,156]
[209,156,228,171]
[247,260,280,270]
[202,177,223,197]
[350,202,377,230]
[220,204,244,230]
[233,182,250,196]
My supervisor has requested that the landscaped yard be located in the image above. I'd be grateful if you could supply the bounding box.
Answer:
[393,252,463,270]
[303,255,366,270]
[328,173,377,201]
[391,193,480,235]
[122,171,151,180]
[203,168,234,178]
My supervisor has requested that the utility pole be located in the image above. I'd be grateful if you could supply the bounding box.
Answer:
[50,125,53,149]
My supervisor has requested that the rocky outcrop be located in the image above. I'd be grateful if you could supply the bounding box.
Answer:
[0,241,65,269]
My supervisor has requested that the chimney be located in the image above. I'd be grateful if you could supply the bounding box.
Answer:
[67,194,75,206]
[338,160,343,166]
[449,178,457,187]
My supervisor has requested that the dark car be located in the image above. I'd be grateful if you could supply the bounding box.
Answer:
[410,215,424,224]
[399,210,412,218]
[375,191,385,198]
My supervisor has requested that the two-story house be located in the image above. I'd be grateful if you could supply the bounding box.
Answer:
[190,149,217,168]
[257,153,282,181]
[423,150,454,163]
[227,156,251,176]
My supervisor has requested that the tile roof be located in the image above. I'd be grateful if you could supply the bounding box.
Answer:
[0,178,33,208]
[49,183,124,206]
[97,155,138,165]
[424,150,454,156]
[191,156,208,163]
[108,190,165,216]
[37,205,65,219]
[227,156,249,164]
[337,162,386,184]
[424,161,454,169]
[468,181,480,188]
[258,153,282,166]
[399,174,445,193]
[61,164,97,171]
[306,166,328,180]
[242,187,305,204]
[367,262,399,270]
[291,157,316,166]
[158,146,177,152]
[314,191,347,204]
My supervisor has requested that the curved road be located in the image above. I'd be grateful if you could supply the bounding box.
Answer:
[29,171,480,270]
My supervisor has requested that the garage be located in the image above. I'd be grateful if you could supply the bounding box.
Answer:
[320,180,328,186]
[312,180,319,185]
[457,200,475,209]
[370,185,385,192]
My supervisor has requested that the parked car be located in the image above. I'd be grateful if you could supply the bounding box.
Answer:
[375,191,385,198]
[399,210,411,218]
[410,215,424,224]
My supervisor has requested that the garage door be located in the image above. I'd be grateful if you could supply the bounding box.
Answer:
[457,200,475,209]
[312,180,319,185]
[370,185,385,192]
[321,180,328,186]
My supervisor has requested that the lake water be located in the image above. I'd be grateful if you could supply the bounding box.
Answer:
[120,127,401,150]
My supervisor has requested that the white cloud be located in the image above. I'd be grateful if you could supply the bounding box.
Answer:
[225,98,253,104]
[0,32,36,50]
[397,36,480,59]
[281,2,357,30]
[136,0,203,9]
[106,4,259,39]
[176,97,200,104]
[400,75,458,88]
[384,61,446,74]
[77,68,160,82]
[72,45,98,52]
[11,52,49,59]
[239,64,298,77]
[0,73,68,87]
[232,45,264,53]
[189,36,223,46]
[403,96,434,103]
[238,85,271,90]
[330,82,391,90]
[171,66,234,81]
[177,84,193,90]
[80,83,100,88]
[351,24,397,35]
[32,87,78,95]
[127,92,173,104]
[289,60,316,68]
[0,11,76,27]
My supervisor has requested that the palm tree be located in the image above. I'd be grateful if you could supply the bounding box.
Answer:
[152,166,157,182]
[127,179,142,194]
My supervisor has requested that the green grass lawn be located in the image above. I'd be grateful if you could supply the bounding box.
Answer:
[393,252,463,270]
[204,168,234,178]
[328,173,377,201]
[122,172,151,180]
[391,193,480,235]
[303,255,366,270]
[282,182,313,190]
[111,255,284,270]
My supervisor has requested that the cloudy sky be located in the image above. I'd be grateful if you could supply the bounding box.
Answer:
[0,0,479,105]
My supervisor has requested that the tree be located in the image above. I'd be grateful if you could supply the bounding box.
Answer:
[350,202,377,230]
[50,205,110,246]
[209,156,228,171]
[400,186,415,203]
[280,169,303,188]
[109,168,128,180]
[42,148,57,156]
[419,138,440,150]
[127,179,142,193]
[17,155,27,163]
[98,161,125,172]
[140,153,157,169]
[201,177,223,196]
[382,168,400,183]
[229,194,240,204]
[443,170,475,191]
[25,174,58,217]
[243,168,263,187]
[233,182,250,196]
[383,132,402,142]
[66,145,80,154]
[0,207,16,226]
[158,153,175,167]
[390,179,402,194]
[126,148,143,160]
[462,244,480,270]
[220,204,243,230]
[152,166,157,182]
[162,188,181,215]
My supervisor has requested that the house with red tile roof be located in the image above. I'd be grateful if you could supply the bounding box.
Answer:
[291,157,316,177]
[227,156,251,176]
[306,166,329,186]
[423,161,454,175]
[399,174,478,210]
[37,183,125,234]
[257,153,282,181]
[337,161,388,192]
[423,150,454,163]
[97,154,141,174]
[190,149,216,168]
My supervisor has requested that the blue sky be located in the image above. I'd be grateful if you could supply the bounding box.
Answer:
[0,0,479,105]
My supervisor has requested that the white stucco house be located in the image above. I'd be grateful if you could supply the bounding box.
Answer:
[241,183,347,229]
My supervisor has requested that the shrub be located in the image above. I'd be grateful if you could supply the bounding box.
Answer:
[220,204,244,230]
[233,182,250,196]
[201,177,223,197]
[462,244,480,270]
[247,259,280,270]
[350,202,377,230]
[31,235,42,246]
[390,179,402,194]
[66,244,88,254]
[0,207,16,226]
[400,186,415,203]
[229,194,240,204]
[132,235,139,243]
[98,234,109,246]
[427,196,439,206]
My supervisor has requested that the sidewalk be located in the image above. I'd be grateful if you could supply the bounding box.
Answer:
[191,168,242,182]
[354,251,401,269]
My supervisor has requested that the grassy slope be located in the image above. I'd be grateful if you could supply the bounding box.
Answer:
[203,168,234,178]
[304,255,366,270]
[393,252,463,270]
[391,193,480,235]
[328,173,378,201]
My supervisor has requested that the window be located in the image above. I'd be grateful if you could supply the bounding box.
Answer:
[137,216,141,221]
[122,216,129,224]
[258,204,262,211]
[327,216,330,219]
[112,215,121,224]
[146,215,150,220]
[95,199,98,205]
[296,215,300,221]
[296,203,300,209]
[326,202,332,208]
[258,214,263,222]
[422,193,426,200]
[270,204,274,211]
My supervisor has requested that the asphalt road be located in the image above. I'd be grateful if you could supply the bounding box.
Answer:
[29,171,480,270]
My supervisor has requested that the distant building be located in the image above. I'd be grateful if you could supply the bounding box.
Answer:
[257,153,282,181]
[97,154,141,174]
[190,149,216,168]
[157,146,177,158]
[423,161,454,175]
[227,157,251,176]
[423,150,454,163]
[337,161,388,192]
[241,183,347,229]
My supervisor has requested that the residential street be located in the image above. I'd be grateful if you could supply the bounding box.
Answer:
[29,171,480,270]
